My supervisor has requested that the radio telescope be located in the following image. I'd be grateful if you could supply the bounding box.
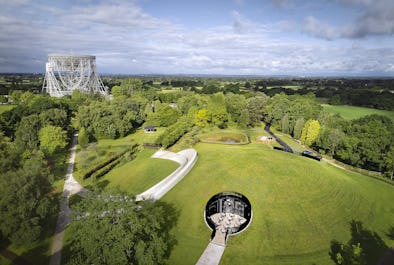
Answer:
[42,54,108,97]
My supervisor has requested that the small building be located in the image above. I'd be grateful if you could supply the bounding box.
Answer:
[144,125,156,133]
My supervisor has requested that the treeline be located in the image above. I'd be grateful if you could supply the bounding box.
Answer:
[265,93,394,177]
[0,92,75,245]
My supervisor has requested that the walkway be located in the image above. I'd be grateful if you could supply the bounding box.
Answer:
[136,148,197,201]
[196,243,226,265]
[49,133,88,265]
[264,124,293,153]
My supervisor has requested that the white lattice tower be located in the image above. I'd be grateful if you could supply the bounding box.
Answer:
[42,54,108,97]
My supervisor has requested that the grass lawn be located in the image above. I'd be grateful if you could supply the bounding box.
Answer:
[322,104,394,122]
[99,148,179,195]
[0,104,15,114]
[160,140,394,265]
[74,128,166,182]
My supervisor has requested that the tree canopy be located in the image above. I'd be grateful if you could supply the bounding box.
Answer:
[66,193,178,265]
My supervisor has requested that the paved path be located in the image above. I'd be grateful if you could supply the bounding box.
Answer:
[196,243,226,265]
[136,148,197,201]
[49,133,87,265]
[264,124,293,153]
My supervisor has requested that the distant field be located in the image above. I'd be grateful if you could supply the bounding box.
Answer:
[0,104,15,114]
[322,104,394,121]
[267,85,301,90]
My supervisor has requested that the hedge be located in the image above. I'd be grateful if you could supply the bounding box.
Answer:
[82,144,138,179]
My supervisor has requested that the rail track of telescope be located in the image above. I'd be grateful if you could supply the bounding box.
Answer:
[42,54,108,97]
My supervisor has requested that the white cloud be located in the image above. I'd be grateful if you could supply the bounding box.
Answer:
[0,0,393,75]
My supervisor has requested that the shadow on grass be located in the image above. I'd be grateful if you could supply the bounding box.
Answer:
[386,226,394,240]
[329,220,389,265]
[155,201,180,259]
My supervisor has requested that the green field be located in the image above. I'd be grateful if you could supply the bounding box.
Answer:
[322,104,394,121]
[161,141,394,265]
[74,127,166,182]
[99,149,179,195]
[66,127,394,265]
[0,104,15,114]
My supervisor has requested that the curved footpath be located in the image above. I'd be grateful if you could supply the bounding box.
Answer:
[49,133,87,265]
[136,148,198,201]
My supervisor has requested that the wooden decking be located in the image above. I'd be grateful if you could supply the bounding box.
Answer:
[209,212,247,246]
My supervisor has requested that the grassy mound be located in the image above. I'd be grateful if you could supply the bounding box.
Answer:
[160,142,394,265]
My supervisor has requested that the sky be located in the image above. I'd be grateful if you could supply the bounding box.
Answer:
[1,0,394,76]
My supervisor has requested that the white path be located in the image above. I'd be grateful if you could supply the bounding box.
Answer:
[196,243,226,265]
[49,133,87,265]
[136,148,197,201]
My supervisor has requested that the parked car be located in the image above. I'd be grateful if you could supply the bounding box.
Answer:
[301,150,322,161]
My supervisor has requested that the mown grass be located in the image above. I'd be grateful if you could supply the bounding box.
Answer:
[322,104,394,121]
[0,104,15,114]
[73,128,166,183]
[98,149,179,195]
[160,138,394,265]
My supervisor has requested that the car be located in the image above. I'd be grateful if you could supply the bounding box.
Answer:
[301,150,322,161]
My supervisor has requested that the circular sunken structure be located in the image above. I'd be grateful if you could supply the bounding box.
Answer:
[205,191,252,244]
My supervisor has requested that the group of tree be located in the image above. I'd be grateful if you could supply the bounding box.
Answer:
[265,93,393,177]
[66,192,178,265]
[0,92,74,245]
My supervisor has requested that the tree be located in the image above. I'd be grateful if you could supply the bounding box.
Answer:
[195,109,210,128]
[246,95,267,125]
[0,151,54,245]
[238,109,251,128]
[146,103,181,127]
[39,108,69,129]
[300,119,321,146]
[336,115,394,172]
[39,125,68,156]
[111,85,123,98]
[316,127,345,156]
[293,118,305,139]
[225,93,246,123]
[78,128,89,149]
[66,193,178,265]
[0,95,7,103]
[208,93,229,128]
[9,90,22,104]
[14,114,42,154]
[265,93,290,124]
[281,113,290,134]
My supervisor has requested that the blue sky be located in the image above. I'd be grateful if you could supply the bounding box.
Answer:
[1,0,394,76]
